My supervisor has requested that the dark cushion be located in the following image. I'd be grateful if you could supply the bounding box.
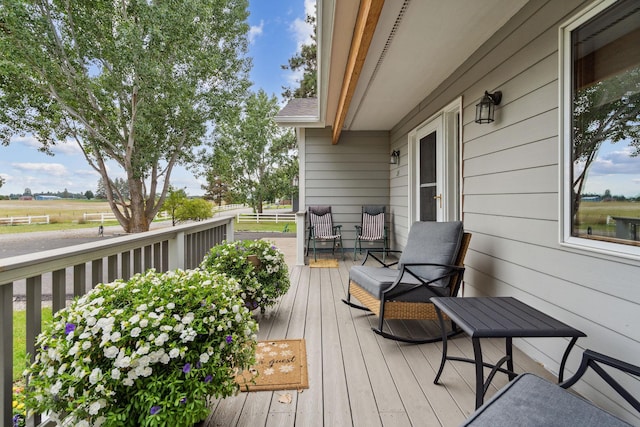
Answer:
[349,265,422,300]
[462,373,633,427]
[398,221,463,288]
[349,221,463,300]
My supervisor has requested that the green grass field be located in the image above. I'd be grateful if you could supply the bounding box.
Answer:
[575,200,640,235]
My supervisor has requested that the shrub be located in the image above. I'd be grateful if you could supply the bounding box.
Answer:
[24,268,258,426]
[201,239,290,312]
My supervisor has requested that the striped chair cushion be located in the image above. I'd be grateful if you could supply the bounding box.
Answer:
[310,213,340,239]
[359,213,384,240]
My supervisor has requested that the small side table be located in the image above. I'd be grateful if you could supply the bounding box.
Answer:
[430,297,586,409]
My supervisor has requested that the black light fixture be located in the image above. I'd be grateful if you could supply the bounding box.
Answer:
[475,90,502,124]
[390,150,400,165]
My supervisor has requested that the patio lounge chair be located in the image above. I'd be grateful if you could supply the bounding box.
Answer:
[343,221,471,343]
[354,205,388,261]
[305,205,344,261]
[462,349,640,426]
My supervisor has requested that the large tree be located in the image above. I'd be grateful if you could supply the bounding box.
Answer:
[207,89,296,213]
[0,0,250,232]
[571,66,640,221]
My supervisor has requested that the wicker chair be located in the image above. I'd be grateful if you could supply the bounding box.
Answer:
[305,206,344,261]
[354,205,388,261]
[343,221,471,343]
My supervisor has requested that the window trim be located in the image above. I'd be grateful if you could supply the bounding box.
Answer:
[559,0,640,260]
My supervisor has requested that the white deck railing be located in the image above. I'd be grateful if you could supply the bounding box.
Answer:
[0,217,235,427]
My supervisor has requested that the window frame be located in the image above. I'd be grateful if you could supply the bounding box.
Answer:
[559,0,640,260]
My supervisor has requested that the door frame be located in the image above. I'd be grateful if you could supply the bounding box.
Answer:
[407,98,462,226]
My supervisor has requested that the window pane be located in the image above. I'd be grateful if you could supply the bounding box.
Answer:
[570,0,640,245]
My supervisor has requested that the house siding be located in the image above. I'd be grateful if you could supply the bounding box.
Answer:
[303,128,390,250]
[388,0,640,423]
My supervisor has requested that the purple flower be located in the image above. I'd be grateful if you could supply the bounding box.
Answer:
[64,323,76,335]
[180,397,187,405]
[204,374,213,383]
[196,361,202,369]
[182,363,191,373]
[150,405,161,415]
[225,335,233,344]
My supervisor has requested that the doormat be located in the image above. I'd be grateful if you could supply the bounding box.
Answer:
[236,339,309,392]
[309,259,339,268]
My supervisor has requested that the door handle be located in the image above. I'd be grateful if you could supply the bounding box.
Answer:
[434,194,442,208]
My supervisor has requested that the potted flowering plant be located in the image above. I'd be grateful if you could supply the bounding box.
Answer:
[24,268,258,427]
[201,239,290,313]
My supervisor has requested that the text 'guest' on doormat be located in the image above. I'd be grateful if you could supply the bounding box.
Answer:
[236,339,309,392]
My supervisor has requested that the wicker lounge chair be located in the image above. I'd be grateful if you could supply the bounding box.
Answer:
[343,221,471,343]
[354,205,388,261]
[305,205,344,261]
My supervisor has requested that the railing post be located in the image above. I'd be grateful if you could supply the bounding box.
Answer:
[168,231,185,271]
[0,283,12,427]
[296,211,306,266]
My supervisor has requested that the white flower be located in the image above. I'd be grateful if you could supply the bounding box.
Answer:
[58,363,68,374]
[89,399,105,415]
[104,346,119,359]
[155,332,169,346]
[136,304,148,312]
[139,318,149,328]
[199,353,210,364]
[111,368,121,380]
[130,327,141,337]
[89,368,102,385]
[50,380,63,395]
[46,366,55,377]
[166,302,175,309]
[82,341,92,351]
[182,312,195,324]
[137,345,150,355]
[169,348,180,359]
[128,314,140,325]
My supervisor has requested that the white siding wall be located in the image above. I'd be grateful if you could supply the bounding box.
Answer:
[388,0,640,423]
[304,128,390,250]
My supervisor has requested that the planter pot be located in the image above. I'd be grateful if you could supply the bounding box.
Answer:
[247,254,261,268]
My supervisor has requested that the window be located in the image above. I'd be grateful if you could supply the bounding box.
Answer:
[561,0,640,257]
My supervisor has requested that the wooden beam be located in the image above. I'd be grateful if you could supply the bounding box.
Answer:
[331,0,384,144]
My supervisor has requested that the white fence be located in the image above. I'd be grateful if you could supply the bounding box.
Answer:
[0,215,50,225]
[83,212,117,222]
[236,212,296,223]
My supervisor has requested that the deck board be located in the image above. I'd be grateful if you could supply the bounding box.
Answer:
[205,245,556,426]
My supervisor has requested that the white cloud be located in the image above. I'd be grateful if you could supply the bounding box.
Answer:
[14,135,83,156]
[249,20,264,44]
[290,0,315,51]
[11,162,69,176]
[284,0,315,90]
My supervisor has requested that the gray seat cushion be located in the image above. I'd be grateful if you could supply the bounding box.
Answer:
[462,373,633,426]
[349,221,463,301]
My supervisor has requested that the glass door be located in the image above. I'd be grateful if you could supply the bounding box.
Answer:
[419,131,439,221]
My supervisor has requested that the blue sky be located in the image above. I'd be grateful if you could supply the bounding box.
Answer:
[0,0,314,197]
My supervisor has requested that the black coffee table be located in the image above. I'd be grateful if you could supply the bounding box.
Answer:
[430,297,586,409]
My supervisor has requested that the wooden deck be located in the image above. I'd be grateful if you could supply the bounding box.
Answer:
[204,247,555,427]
